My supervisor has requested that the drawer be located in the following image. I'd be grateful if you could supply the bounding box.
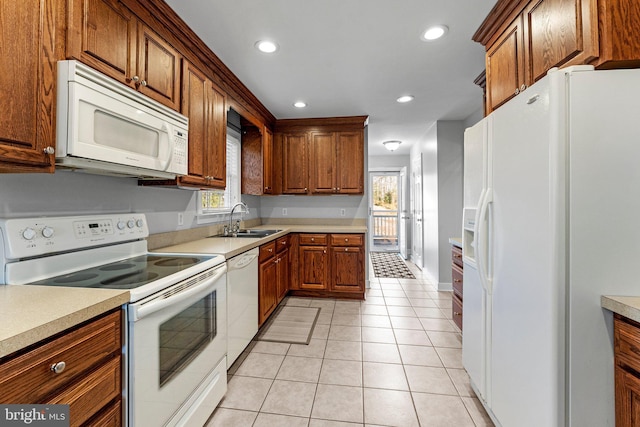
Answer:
[259,241,276,262]
[330,234,363,247]
[276,235,290,253]
[452,263,463,300]
[49,357,121,427]
[86,398,122,427]
[299,234,327,246]
[615,316,640,370]
[452,294,463,331]
[0,310,121,404]
[452,245,463,268]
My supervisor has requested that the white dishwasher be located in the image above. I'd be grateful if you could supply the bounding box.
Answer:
[226,247,259,366]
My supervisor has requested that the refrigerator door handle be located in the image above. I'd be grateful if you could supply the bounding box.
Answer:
[476,188,493,294]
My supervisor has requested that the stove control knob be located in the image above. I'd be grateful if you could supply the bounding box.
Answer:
[22,228,36,240]
[136,219,144,228]
[42,226,54,238]
[117,221,126,230]
[127,219,135,229]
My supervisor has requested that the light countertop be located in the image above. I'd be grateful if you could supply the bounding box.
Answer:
[0,286,129,359]
[601,295,640,323]
[156,224,367,259]
[449,237,462,248]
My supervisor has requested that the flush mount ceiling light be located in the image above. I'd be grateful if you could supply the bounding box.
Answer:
[383,140,402,151]
[255,40,278,53]
[293,101,307,108]
[397,95,414,103]
[421,25,449,41]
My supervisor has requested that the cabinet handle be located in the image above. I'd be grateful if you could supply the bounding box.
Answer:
[515,88,520,95]
[43,146,55,155]
[268,248,273,252]
[454,279,461,283]
[454,254,461,258]
[345,248,349,252]
[141,80,148,87]
[520,84,527,91]
[311,238,315,242]
[132,75,140,83]
[345,238,349,242]
[453,312,461,316]
[50,361,66,374]
[337,188,340,191]
[323,250,326,254]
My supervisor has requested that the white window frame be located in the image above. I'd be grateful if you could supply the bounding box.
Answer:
[197,128,242,222]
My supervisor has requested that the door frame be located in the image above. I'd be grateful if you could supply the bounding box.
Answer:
[368,168,404,253]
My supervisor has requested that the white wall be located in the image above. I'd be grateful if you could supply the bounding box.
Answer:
[0,171,259,234]
[410,120,464,288]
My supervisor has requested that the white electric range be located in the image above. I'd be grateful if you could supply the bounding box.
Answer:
[0,214,228,427]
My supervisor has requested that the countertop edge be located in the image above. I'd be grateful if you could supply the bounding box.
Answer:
[449,237,462,248]
[0,289,129,359]
[601,295,640,324]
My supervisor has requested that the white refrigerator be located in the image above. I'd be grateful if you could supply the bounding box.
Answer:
[462,65,640,427]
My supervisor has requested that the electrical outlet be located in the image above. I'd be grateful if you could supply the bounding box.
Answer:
[340,209,346,216]
[282,208,288,216]
[178,213,184,226]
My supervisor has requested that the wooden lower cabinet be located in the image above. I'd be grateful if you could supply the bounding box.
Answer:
[330,246,363,292]
[258,239,290,326]
[614,314,640,426]
[0,309,123,426]
[451,244,463,331]
[299,245,329,290]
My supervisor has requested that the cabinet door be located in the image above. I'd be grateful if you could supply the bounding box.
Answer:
[178,61,209,187]
[523,0,598,84]
[263,127,274,194]
[67,0,136,88]
[282,133,309,194]
[309,132,336,194]
[486,16,525,112]
[276,248,290,302]
[136,23,181,110]
[259,258,277,325]
[0,0,61,172]
[206,82,227,189]
[330,246,363,292]
[299,246,328,290]
[616,365,640,427]
[336,131,364,194]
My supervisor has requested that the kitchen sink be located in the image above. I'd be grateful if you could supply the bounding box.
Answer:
[213,229,282,238]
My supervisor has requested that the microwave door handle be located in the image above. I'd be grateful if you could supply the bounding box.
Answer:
[159,122,175,171]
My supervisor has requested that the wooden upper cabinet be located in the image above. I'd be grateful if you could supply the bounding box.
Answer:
[310,132,336,194]
[67,0,136,87]
[178,61,226,189]
[136,24,181,110]
[241,124,273,195]
[523,0,598,83]
[0,0,62,172]
[67,0,181,110]
[476,0,640,114]
[336,132,364,194]
[486,16,525,112]
[282,133,309,194]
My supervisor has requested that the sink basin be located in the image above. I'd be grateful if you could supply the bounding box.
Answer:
[213,229,282,238]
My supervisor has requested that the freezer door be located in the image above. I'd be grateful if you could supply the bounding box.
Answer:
[463,119,487,209]
[567,68,640,427]
[489,74,563,427]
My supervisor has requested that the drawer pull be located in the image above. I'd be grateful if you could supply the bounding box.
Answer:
[50,361,66,374]
[454,254,461,258]
[454,279,461,283]
[311,238,315,242]
[268,248,273,252]
[345,238,349,242]
[453,312,461,316]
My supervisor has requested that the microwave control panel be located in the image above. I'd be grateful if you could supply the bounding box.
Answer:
[172,129,188,167]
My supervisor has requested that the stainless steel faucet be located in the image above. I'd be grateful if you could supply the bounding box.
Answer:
[227,202,248,235]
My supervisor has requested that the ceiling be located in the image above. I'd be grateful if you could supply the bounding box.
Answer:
[164,0,497,156]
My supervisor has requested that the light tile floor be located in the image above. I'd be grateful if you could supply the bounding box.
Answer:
[205,260,494,427]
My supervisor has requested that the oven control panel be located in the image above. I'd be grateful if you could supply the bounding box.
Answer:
[0,213,149,260]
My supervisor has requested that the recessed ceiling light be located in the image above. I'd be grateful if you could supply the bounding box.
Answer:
[293,101,307,108]
[255,40,278,53]
[421,25,449,41]
[397,95,414,103]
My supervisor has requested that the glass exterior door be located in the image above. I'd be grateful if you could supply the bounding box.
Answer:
[370,172,400,252]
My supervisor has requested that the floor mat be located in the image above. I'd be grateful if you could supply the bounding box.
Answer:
[255,305,320,345]
[370,252,416,279]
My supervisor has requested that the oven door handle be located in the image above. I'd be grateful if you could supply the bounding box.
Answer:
[131,265,227,321]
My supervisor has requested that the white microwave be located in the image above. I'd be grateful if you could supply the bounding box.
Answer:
[56,60,188,179]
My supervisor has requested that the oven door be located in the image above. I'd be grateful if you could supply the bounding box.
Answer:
[128,264,227,427]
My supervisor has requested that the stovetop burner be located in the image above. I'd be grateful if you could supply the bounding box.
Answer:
[28,254,209,290]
